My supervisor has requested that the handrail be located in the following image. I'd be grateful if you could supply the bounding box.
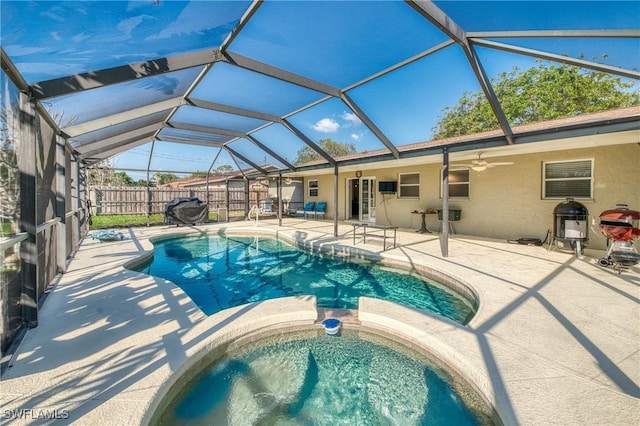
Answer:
[247,204,260,225]
[1,213,83,250]
[36,217,61,234]
[65,207,84,218]
[0,232,28,252]
[2,211,86,250]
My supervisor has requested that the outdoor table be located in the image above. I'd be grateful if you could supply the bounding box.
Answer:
[352,223,398,250]
[411,209,436,233]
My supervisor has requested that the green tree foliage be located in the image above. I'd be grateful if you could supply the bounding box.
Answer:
[432,61,640,139]
[188,171,208,179]
[213,164,233,174]
[87,164,149,187]
[295,138,357,165]
[156,172,178,185]
[188,165,233,178]
[112,171,134,186]
[86,161,136,186]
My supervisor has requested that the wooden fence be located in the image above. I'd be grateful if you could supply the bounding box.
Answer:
[89,186,269,216]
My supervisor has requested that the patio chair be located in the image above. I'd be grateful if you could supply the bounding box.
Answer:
[296,202,316,218]
[309,202,327,220]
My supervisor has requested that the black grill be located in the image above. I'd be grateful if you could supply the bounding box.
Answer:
[164,197,208,226]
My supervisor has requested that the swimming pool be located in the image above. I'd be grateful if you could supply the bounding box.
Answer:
[151,328,495,425]
[133,234,475,324]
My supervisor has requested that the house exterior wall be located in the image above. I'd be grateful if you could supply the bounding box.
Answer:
[300,143,639,251]
[267,181,304,211]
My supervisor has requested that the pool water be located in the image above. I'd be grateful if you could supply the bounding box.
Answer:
[153,330,493,425]
[134,235,475,323]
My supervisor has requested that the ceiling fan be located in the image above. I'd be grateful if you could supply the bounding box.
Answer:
[453,152,514,172]
[283,177,303,184]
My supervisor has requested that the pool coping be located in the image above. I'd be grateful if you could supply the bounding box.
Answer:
[1,220,638,425]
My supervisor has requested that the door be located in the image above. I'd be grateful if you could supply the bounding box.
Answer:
[360,177,376,222]
[346,178,359,220]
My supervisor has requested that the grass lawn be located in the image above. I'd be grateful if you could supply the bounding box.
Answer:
[90,213,222,229]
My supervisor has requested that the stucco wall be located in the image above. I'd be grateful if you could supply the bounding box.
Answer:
[301,143,639,250]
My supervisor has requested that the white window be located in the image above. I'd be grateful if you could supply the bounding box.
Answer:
[398,173,419,198]
[543,159,593,199]
[308,179,318,197]
[441,169,470,198]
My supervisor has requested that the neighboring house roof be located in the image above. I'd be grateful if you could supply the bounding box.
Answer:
[160,177,211,188]
[161,168,277,188]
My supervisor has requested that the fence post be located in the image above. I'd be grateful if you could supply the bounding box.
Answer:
[93,188,101,216]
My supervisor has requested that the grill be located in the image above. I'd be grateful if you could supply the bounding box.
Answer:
[164,197,208,226]
[597,204,640,273]
[553,198,588,257]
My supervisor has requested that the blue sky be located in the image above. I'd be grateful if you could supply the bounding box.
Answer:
[1,1,638,180]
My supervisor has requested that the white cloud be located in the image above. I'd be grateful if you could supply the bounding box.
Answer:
[117,15,152,37]
[147,2,241,40]
[342,111,362,126]
[71,33,91,44]
[351,133,362,141]
[41,10,65,23]
[313,118,340,133]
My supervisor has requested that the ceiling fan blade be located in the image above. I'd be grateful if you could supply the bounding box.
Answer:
[486,162,514,167]
[452,157,513,170]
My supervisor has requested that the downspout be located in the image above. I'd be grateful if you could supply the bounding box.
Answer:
[440,146,449,257]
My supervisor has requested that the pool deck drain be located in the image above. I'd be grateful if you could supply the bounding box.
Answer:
[1,219,638,426]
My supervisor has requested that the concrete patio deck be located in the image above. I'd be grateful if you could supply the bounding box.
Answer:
[1,218,638,425]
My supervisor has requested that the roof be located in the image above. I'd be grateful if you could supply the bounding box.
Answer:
[1,1,639,179]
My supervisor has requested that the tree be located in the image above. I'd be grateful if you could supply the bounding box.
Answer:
[213,164,233,174]
[136,178,152,187]
[186,165,233,178]
[86,162,141,186]
[188,171,208,179]
[156,172,178,185]
[431,60,640,139]
[111,171,133,186]
[294,138,357,165]
[87,161,117,186]
[0,103,20,236]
